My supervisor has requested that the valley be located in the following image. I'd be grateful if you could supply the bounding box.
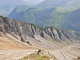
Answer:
[0,0,80,60]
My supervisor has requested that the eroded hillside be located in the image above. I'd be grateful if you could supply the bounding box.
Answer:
[0,16,80,60]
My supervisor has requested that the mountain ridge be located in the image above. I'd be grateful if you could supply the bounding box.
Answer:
[0,16,80,60]
[0,16,80,44]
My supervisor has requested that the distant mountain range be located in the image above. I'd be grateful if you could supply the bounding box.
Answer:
[0,0,41,16]
[0,5,12,16]
[8,0,80,32]
[37,0,70,8]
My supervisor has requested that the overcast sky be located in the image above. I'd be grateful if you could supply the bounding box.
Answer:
[0,0,44,5]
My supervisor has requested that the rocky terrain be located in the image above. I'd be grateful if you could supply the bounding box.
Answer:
[0,16,80,60]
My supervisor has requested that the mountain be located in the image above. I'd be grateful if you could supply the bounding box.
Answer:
[37,0,80,8]
[37,0,70,8]
[8,0,80,32]
[63,8,80,32]
[0,16,80,60]
[8,5,31,19]
[0,0,44,16]
[9,7,56,23]
[0,5,12,16]
[0,1,21,16]
[67,8,80,23]
[0,16,80,43]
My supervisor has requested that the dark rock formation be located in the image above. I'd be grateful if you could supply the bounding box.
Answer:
[0,16,80,43]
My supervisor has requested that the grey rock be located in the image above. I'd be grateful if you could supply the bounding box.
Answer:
[0,16,80,43]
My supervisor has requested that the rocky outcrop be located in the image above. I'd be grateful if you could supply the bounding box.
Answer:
[0,16,80,43]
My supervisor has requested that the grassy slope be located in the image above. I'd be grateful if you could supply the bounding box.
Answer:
[21,53,50,60]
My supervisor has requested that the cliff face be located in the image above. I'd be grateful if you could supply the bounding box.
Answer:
[0,16,80,43]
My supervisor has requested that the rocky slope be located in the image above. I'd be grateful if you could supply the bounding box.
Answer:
[0,16,80,45]
[0,16,80,60]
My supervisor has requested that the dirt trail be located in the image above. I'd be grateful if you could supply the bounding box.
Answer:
[48,44,80,60]
[0,49,37,60]
[0,36,80,60]
[0,36,37,60]
[0,44,80,60]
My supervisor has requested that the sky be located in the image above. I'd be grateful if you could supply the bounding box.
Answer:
[0,0,44,5]
[22,0,44,5]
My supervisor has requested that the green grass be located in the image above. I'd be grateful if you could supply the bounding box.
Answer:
[21,53,50,60]
[21,56,28,60]
[50,39,57,44]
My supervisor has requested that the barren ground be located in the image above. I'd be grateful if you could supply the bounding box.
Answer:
[0,36,80,60]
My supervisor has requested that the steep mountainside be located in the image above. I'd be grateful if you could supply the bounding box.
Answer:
[8,5,31,19]
[0,16,80,45]
[67,8,80,23]
[9,7,55,23]
[63,8,80,32]
[0,16,80,60]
